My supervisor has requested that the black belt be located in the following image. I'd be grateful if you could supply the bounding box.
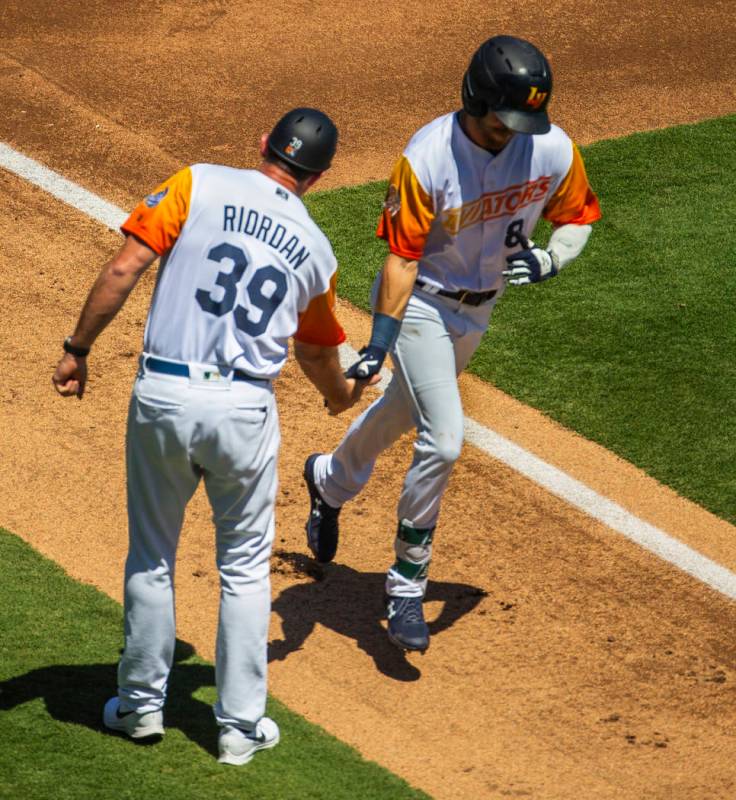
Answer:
[142,356,269,383]
[415,281,497,307]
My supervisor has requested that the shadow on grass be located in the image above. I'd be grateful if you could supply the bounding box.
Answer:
[0,640,221,756]
[269,551,487,682]
[0,558,487,750]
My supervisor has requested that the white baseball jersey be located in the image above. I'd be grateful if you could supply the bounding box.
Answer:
[316,113,602,598]
[121,164,345,378]
[377,112,601,293]
[118,162,346,730]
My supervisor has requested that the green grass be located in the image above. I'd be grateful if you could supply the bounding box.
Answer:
[306,115,736,524]
[308,181,387,311]
[0,529,429,800]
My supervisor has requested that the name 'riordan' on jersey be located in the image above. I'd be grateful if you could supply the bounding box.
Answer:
[377,112,601,293]
[121,164,345,379]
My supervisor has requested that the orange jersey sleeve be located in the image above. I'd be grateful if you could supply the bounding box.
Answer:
[543,144,601,226]
[121,167,193,255]
[376,155,435,260]
[294,273,346,347]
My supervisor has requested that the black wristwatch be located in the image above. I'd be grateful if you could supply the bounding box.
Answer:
[63,336,90,357]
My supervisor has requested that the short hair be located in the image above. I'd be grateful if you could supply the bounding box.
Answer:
[264,152,315,184]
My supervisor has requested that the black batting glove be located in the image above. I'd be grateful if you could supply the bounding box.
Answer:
[344,345,387,380]
[503,245,560,285]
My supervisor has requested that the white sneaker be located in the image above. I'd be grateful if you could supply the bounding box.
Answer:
[218,717,280,765]
[102,696,165,740]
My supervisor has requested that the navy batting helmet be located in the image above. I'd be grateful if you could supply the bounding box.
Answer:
[462,36,552,134]
[267,108,338,174]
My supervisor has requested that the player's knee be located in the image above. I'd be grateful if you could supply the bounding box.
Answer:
[433,430,463,466]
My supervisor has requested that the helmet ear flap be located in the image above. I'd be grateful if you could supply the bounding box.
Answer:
[462,70,487,117]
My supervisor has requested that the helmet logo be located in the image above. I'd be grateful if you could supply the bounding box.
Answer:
[285,137,303,156]
[526,86,548,109]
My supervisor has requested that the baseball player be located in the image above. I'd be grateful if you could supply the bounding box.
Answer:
[52,108,375,764]
[304,36,602,653]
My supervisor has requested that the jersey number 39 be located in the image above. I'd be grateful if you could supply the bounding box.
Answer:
[195,243,287,336]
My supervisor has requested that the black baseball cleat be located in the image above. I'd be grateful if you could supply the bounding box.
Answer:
[303,453,341,563]
[386,595,430,652]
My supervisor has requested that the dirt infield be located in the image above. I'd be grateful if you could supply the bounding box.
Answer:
[2,2,736,798]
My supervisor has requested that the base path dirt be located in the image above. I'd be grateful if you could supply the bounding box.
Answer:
[2,3,736,798]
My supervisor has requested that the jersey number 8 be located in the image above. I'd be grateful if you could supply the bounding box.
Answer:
[195,243,287,336]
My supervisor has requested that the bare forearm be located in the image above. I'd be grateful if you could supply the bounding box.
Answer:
[294,343,350,406]
[71,262,143,347]
[53,236,156,399]
[68,236,158,349]
[375,253,418,319]
[341,253,417,382]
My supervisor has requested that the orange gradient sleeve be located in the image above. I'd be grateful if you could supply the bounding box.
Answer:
[121,167,193,255]
[294,273,346,347]
[376,155,435,260]
[543,144,602,226]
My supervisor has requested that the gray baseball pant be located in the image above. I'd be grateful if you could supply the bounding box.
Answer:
[118,365,278,730]
[313,287,496,597]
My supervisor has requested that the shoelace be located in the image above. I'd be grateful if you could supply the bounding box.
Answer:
[394,596,424,624]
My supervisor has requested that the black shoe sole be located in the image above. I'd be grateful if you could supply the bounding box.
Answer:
[387,628,429,653]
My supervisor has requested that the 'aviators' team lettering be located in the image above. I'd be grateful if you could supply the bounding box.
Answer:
[444,175,552,233]
[303,35,600,653]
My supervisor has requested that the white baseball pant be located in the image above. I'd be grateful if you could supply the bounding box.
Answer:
[312,287,497,597]
[118,360,278,730]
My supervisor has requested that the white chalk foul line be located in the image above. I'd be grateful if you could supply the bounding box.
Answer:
[0,143,125,230]
[3,140,735,602]
[462,419,736,599]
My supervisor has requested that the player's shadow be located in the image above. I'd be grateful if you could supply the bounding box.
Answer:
[0,640,221,757]
[269,550,487,682]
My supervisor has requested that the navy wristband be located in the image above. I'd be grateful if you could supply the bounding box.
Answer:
[368,313,401,352]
